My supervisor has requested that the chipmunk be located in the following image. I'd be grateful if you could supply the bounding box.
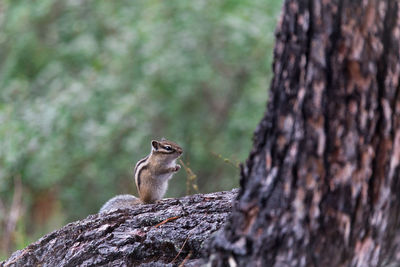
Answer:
[99,139,183,213]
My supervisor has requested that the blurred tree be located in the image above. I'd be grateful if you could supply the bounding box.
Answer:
[0,0,282,257]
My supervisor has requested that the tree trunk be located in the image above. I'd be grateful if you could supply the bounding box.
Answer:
[0,190,237,267]
[207,0,400,266]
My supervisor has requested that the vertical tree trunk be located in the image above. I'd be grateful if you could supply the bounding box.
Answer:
[208,0,400,266]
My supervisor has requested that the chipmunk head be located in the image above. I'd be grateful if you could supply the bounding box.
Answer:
[151,139,183,161]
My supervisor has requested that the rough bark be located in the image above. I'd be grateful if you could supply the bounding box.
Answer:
[208,0,400,266]
[1,189,237,267]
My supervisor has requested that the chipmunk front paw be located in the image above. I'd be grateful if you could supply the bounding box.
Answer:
[174,164,181,172]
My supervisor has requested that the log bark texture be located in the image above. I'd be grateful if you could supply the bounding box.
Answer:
[1,189,237,267]
[207,0,400,266]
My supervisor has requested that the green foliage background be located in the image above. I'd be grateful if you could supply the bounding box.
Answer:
[0,0,282,258]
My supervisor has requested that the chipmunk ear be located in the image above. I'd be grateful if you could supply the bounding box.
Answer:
[151,140,159,151]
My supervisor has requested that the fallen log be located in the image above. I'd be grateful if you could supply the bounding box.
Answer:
[1,189,238,267]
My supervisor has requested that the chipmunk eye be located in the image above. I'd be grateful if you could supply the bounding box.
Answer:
[164,145,172,151]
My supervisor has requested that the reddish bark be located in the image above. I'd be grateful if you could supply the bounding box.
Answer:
[207,0,400,266]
